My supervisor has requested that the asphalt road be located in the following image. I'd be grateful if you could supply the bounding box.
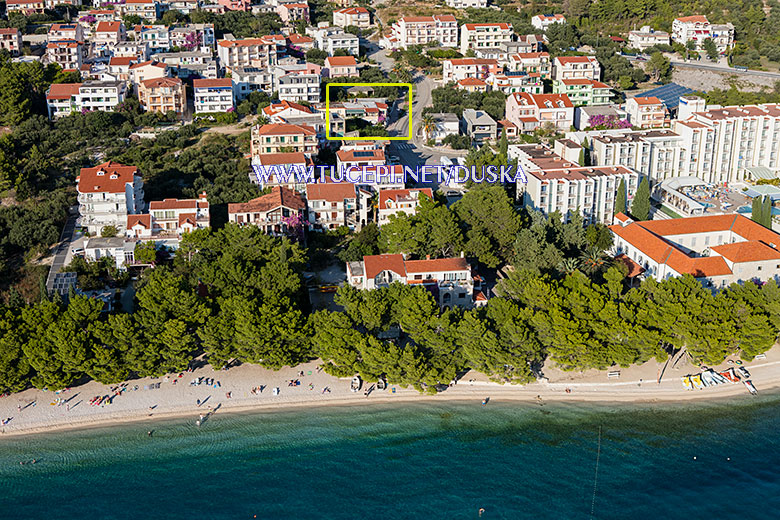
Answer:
[625,55,780,78]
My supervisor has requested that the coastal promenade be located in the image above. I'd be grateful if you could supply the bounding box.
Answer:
[3,347,780,437]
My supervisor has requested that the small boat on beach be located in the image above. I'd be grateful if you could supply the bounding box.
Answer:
[721,368,740,383]
[681,376,693,390]
[737,366,751,379]
[744,380,758,395]
[701,371,716,387]
[377,378,386,391]
[691,374,704,389]
[350,376,362,393]
[709,370,728,385]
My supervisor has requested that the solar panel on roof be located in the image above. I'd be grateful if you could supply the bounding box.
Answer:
[640,83,696,109]
[353,151,375,157]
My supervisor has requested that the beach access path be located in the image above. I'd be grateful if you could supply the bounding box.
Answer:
[3,346,780,437]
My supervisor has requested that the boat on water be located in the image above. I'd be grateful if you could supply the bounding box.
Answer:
[737,366,751,379]
[350,376,362,392]
[744,380,758,395]
[681,376,693,390]
[721,368,740,383]
[709,370,728,385]
[701,371,716,387]
[691,374,704,389]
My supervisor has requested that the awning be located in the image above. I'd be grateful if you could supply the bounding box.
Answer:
[747,166,778,180]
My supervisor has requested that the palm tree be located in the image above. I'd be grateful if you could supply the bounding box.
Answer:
[580,248,609,275]
[421,114,436,140]
[557,257,580,276]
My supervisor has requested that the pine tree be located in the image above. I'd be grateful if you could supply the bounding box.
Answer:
[615,178,627,216]
[752,196,762,224]
[631,177,650,221]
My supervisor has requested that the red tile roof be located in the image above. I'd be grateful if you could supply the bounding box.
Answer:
[335,6,368,14]
[127,214,151,229]
[378,188,432,208]
[229,186,305,214]
[256,152,309,166]
[448,58,498,66]
[458,78,487,86]
[109,56,136,66]
[141,77,182,88]
[96,21,122,32]
[218,38,274,48]
[676,15,709,23]
[615,254,645,277]
[263,100,314,117]
[405,257,469,273]
[631,96,662,105]
[149,198,208,210]
[254,123,316,136]
[464,23,512,30]
[77,161,138,194]
[363,254,406,279]
[129,60,167,70]
[555,56,598,65]
[193,78,232,88]
[47,83,82,100]
[178,213,198,227]
[325,55,357,67]
[711,241,780,263]
[306,182,356,202]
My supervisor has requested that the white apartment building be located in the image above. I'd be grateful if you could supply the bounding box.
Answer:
[46,81,126,119]
[120,0,160,21]
[609,214,780,289]
[446,0,487,8]
[377,188,433,225]
[46,40,86,71]
[346,254,482,308]
[133,24,170,53]
[217,38,278,72]
[672,15,734,53]
[442,58,501,83]
[509,143,640,225]
[48,23,84,43]
[231,67,274,99]
[459,23,514,55]
[251,123,318,157]
[277,71,321,103]
[170,24,216,50]
[228,186,306,236]
[193,78,234,113]
[509,52,552,79]
[390,15,458,49]
[628,26,670,51]
[625,96,666,129]
[77,161,145,234]
[505,92,574,133]
[531,14,566,31]
[486,71,544,95]
[586,129,684,184]
[333,7,371,29]
[127,193,210,238]
[322,32,359,56]
[113,41,150,61]
[552,56,601,81]
[0,28,23,55]
[306,181,369,231]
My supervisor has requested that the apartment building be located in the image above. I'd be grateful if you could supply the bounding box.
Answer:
[377,188,433,225]
[250,152,312,192]
[217,38,278,72]
[46,81,126,119]
[0,28,22,56]
[625,96,666,128]
[426,113,460,143]
[609,214,780,288]
[168,0,200,13]
[507,52,551,80]
[217,0,250,10]
[325,55,358,77]
[46,40,86,71]
[138,77,186,115]
[336,148,385,171]
[277,71,321,103]
[672,15,734,52]
[552,56,601,81]
[193,78,234,113]
[487,71,543,95]
[251,123,318,157]
[442,58,501,83]
[48,23,84,43]
[132,24,170,53]
[552,79,611,106]
[390,15,458,49]
[461,109,497,144]
[113,41,150,61]
[587,129,683,184]
[446,0,486,8]
[457,78,488,92]
[306,181,368,231]
[130,60,169,91]
[509,143,639,224]
[77,161,145,234]
[531,14,566,31]
[287,33,315,51]
[333,7,371,29]
[120,0,161,21]
[459,23,514,55]
[231,67,274,99]
[628,26,670,50]
[170,24,216,49]
[322,31,359,56]
[277,2,309,23]
[228,186,306,236]
[128,193,210,238]
[346,254,481,309]
[505,92,574,132]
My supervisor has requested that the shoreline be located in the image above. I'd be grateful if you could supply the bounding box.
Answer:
[3,349,780,438]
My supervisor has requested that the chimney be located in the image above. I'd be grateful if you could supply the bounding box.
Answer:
[200,191,207,199]
[460,251,465,258]
[426,255,430,260]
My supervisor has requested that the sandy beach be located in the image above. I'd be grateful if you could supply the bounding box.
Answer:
[2,346,780,437]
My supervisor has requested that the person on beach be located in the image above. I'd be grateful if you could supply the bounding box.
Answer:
[197,399,201,407]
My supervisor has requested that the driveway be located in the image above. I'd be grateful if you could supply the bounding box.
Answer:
[45,211,78,294]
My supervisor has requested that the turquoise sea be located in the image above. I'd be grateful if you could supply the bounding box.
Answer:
[3,397,780,520]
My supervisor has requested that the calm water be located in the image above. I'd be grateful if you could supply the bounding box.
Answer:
[3,397,780,520]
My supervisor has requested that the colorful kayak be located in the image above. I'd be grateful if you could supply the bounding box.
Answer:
[691,374,704,389]
[701,371,716,387]
[681,376,693,390]
[709,370,728,385]
[720,368,740,383]
[744,380,758,395]
[737,366,751,379]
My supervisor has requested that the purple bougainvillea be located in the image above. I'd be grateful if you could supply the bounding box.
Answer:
[587,114,631,130]
[281,212,305,241]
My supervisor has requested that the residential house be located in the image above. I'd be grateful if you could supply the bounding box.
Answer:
[609,214,780,288]
[446,0,486,8]
[333,7,371,29]
[46,40,85,71]
[552,55,601,81]
[461,109,497,144]
[574,105,629,130]
[626,96,666,128]
[459,23,514,55]
[228,186,306,236]
[137,76,186,115]
[129,60,169,92]
[249,152,312,192]
[251,123,318,157]
[120,0,161,21]
[217,38,278,72]
[505,92,574,132]
[325,55,358,77]
[108,56,138,83]
[628,26,670,51]
[509,52,551,79]
[132,24,170,53]
[390,15,458,49]
[193,78,234,113]
[277,70,321,103]
[113,41,150,61]
[287,33,315,51]
[169,24,216,50]
[377,188,433,225]
[76,161,145,234]
[46,81,126,119]
[457,78,489,92]
[322,31,359,56]
[531,14,566,31]
[130,193,210,237]
[83,237,134,271]
[0,28,23,56]
[672,15,734,53]
[442,58,501,83]
[48,23,84,43]
[346,254,481,308]
[306,181,368,230]
[336,148,385,171]
[277,2,309,23]
[552,79,611,106]
[94,21,125,46]
[486,71,543,95]
[231,67,274,99]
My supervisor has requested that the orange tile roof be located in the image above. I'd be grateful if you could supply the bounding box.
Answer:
[464,23,512,30]
[335,6,368,14]
[448,58,498,66]
[218,38,274,48]
[405,257,469,273]
[47,83,82,100]
[458,78,487,86]
[109,56,136,66]
[77,161,138,194]
[364,254,407,279]
[149,198,208,210]
[325,56,357,67]
[614,254,645,277]
[96,21,122,32]
[263,100,314,117]
[140,76,182,88]
[676,15,709,23]
[378,188,432,208]
[555,56,598,64]
[287,34,313,43]
[129,60,167,70]
[193,78,232,88]
[229,186,305,214]
[127,214,151,229]
[254,123,316,136]
[0,28,20,35]
[178,213,198,227]
[256,152,309,166]
[711,241,780,263]
[512,92,573,108]
[306,182,356,202]
[631,96,662,105]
